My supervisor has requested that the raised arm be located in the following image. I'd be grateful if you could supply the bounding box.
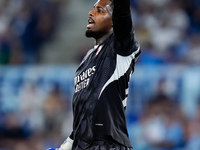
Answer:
[112,0,133,41]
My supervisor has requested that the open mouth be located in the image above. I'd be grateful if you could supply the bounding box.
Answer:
[87,17,95,28]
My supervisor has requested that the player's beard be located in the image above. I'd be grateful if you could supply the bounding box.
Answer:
[85,30,107,40]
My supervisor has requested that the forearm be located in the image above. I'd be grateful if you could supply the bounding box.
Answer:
[113,0,131,16]
[112,0,133,41]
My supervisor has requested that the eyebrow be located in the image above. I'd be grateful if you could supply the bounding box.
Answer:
[94,5,105,10]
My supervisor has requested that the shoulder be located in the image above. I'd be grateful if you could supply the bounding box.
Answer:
[108,31,140,56]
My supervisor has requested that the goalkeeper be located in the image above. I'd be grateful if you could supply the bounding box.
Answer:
[48,0,140,149]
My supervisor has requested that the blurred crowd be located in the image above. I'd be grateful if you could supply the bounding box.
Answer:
[127,74,200,150]
[0,0,63,65]
[0,83,72,150]
[0,0,200,150]
[0,66,75,150]
[131,0,200,65]
[128,93,200,150]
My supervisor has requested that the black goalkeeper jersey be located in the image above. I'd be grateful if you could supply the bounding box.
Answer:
[70,0,141,149]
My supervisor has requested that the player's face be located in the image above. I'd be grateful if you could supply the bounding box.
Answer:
[86,0,113,39]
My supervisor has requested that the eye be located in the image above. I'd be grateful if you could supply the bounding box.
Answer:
[97,8,103,13]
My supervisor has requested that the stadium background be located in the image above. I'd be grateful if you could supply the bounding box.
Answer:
[0,0,200,149]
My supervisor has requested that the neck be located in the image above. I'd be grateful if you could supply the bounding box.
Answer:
[95,29,113,46]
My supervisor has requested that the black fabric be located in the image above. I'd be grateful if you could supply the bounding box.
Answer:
[72,140,133,150]
[72,34,139,149]
[70,0,141,149]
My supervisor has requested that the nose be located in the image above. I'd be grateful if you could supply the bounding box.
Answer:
[89,9,94,17]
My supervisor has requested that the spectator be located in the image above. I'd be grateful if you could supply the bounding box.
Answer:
[42,84,71,147]
[0,0,62,65]
[141,95,185,149]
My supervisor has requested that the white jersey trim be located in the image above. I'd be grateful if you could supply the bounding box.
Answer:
[98,47,140,99]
